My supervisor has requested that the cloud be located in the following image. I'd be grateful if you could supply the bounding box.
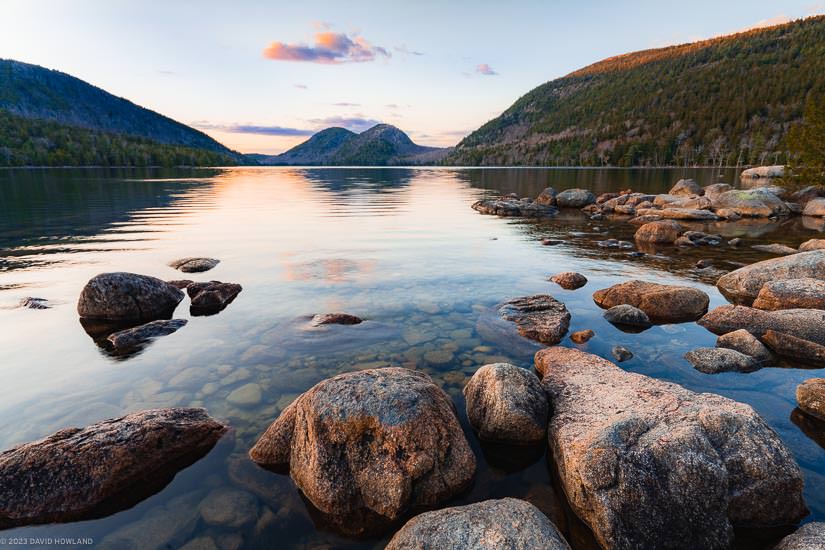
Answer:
[308,115,382,132]
[475,63,498,76]
[394,44,424,56]
[332,102,361,107]
[293,83,308,90]
[263,30,390,64]
[193,122,314,136]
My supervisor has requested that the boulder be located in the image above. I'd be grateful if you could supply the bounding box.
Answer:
[463,363,549,445]
[669,178,702,196]
[799,239,825,252]
[536,187,557,206]
[716,250,825,305]
[603,304,652,329]
[550,271,587,290]
[385,498,571,550]
[796,379,825,421]
[685,347,760,374]
[310,313,363,326]
[633,220,683,244]
[711,189,790,217]
[472,197,557,218]
[776,522,825,550]
[187,281,242,315]
[535,347,807,550]
[494,295,571,345]
[249,368,475,535]
[741,165,785,179]
[0,408,227,528]
[570,329,594,343]
[762,330,825,367]
[802,198,825,217]
[703,183,732,200]
[168,257,220,273]
[593,280,709,323]
[753,278,825,311]
[716,329,775,366]
[77,272,184,322]
[555,188,596,208]
[17,297,50,309]
[698,306,825,346]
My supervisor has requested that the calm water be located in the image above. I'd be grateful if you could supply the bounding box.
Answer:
[0,167,823,549]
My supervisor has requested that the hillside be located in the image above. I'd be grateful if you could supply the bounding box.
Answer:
[256,124,448,165]
[446,16,825,167]
[0,59,243,166]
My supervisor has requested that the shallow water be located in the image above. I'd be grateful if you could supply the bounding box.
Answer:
[0,166,823,549]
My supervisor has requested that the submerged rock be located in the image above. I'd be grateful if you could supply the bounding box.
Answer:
[77,272,184,322]
[776,522,825,549]
[797,379,825,421]
[716,250,825,305]
[716,329,775,366]
[199,487,258,528]
[494,294,571,346]
[249,368,475,535]
[106,319,187,351]
[685,347,760,374]
[0,408,227,528]
[187,281,242,315]
[535,347,807,550]
[550,271,588,290]
[611,346,633,362]
[633,220,683,244]
[385,498,571,550]
[555,188,596,208]
[753,278,825,311]
[169,257,220,273]
[593,280,709,323]
[310,313,363,326]
[603,304,652,329]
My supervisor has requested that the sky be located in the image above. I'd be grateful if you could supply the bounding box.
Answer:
[1,1,823,154]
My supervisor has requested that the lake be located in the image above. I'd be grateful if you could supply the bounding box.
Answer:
[0,166,823,549]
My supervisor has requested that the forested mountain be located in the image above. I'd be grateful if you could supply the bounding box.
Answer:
[255,124,448,165]
[446,16,825,167]
[0,59,243,166]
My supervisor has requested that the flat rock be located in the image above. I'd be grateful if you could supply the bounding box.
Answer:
[633,220,684,244]
[751,243,798,255]
[716,250,825,305]
[555,188,596,208]
[669,178,702,196]
[655,207,720,221]
[698,305,825,347]
[685,347,760,374]
[106,319,187,350]
[550,271,588,290]
[799,239,825,252]
[463,363,548,445]
[385,498,571,550]
[169,257,220,273]
[0,408,226,528]
[77,272,184,322]
[310,313,363,326]
[472,197,557,218]
[249,368,475,535]
[797,379,825,421]
[535,347,807,549]
[802,198,825,217]
[716,329,775,366]
[593,280,709,323]
[603,304,652,329]
[187,281,242,315]
[495,294,571,345]
[762,330,825,368]
[776,522,825,549]
[753,278,825,311]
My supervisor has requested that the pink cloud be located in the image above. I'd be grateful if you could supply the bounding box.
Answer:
[263,30,390,64]
[476,63,498,76]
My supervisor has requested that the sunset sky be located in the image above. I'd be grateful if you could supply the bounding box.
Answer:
[2,0,822,154]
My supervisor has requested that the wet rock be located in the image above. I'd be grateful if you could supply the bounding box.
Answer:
[495,295,571,346]
[199,487,258,528]
[550,271,587,290]
[536,187,557,206]
[741,165,785,179]
[385,498,571,550]
[18,297,49,309]
[187,281,242,315]
[802,198,825,217]
[593,280,709,323]
[77,272,184,322]
[249,368,475,535]
[753,278,825,311]
[633,220,683,244]
[603,304,652,329]
[698,306,825,347]
[555,188,596,208]
[669,178,702,196]
[167,279,194,290]
[762,330,825,368]
[716,250,825,305]
[534,347,808,550]
[751,243,798,255]
[472,197,557,218]
[0,408,226,528]
[463,363,549,445]
[711,188,790,218]
[227,383,262,407]
[310,313,363,326]
[169,257,220,273]
[106,319,187,351]
[716,329,775,366]
[797,379,825,421]
[776,522,825,549]
[799,239,825,252]
[570,329,594,344]
[611,346,633,362]
[685,347,760,374]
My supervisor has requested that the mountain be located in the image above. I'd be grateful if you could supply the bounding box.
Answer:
[0,59,244,166]
[254,124,448,165]
[446,16,825,167]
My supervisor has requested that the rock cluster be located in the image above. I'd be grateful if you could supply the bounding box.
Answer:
[472,193,558,218]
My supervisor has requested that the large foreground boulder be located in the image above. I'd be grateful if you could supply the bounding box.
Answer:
[753,278,825,311]
[494,295,571,345]
[0,408,227,528]
[463,363,548,445]
[716,250,825,305]
[535,347,807,549]
[385,498,571,550]
[776,522,825,549]
[593,280,709,323]
[77,272,184,322]
[249,368,475,535]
